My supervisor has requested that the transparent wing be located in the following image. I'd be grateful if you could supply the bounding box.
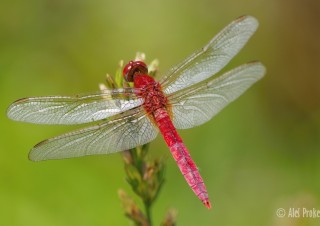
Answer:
[169,62,266,129]
[161,15,259,94]
[7,88,143,125]
[29,107,159,161]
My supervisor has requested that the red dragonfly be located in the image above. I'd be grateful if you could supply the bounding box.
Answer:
[7,15,265,209]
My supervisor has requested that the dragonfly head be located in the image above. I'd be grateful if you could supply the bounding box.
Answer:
[123,61,148,82]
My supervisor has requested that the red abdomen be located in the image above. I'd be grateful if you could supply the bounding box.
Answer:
[134,74,211,208]
[154,108,211,208]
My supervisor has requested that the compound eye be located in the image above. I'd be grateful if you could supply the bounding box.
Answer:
[123,61,134,82]
[123,61,148,82]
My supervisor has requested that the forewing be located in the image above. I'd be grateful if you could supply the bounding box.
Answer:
[7,88,143,125]
[169,62,266,129]
[161,15,259,94]
[29,107,159,161]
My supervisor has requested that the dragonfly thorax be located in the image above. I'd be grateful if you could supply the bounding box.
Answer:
[134,77,169,115]
[123,60,148,82]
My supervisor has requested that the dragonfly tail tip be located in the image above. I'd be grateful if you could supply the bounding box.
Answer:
[204,200,212,209]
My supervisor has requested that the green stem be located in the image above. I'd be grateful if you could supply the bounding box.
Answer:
[144,201,152,226]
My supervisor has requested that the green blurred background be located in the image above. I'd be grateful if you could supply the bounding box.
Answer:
[1,0,320,225]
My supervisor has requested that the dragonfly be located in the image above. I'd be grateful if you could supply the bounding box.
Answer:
[7,15,266,209]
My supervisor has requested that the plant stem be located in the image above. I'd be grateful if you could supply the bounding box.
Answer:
[115,54,177,225]
[144,201,152,226]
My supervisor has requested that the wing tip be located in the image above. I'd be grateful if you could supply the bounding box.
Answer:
[28,154,40,162]
[246,61,267,78]
[234,15,259,34]
[236,15,258,25]
[7,98,28,120]
[28,139,51,162]
[28,150,42,162]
